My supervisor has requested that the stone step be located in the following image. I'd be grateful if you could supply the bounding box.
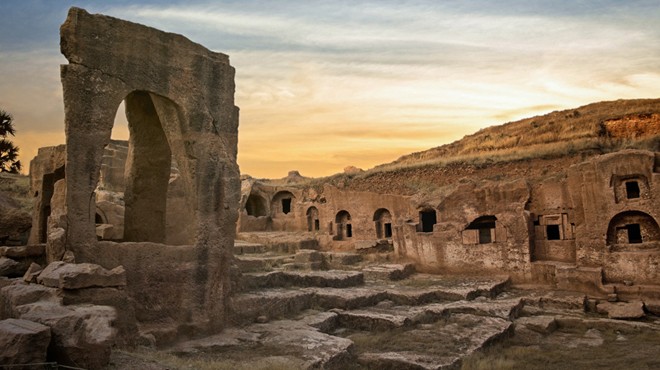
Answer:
[231,275,513,324]
[362,263,416,281]
[355,314,513,370]
[229,289,316,325]
[322,252,363,269]
[236,232,320,254]
[240,270,364,291]
[171,318,352,369]
[234,254,295,273]
[233,241,269,255]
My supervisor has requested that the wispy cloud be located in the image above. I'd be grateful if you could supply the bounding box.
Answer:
[0,0,658,177]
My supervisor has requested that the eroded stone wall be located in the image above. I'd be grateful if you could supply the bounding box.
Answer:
[56,7,240,333]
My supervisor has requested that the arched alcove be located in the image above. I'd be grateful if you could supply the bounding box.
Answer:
[335,210,352,240]
[272,191,295,216]
[607,211,660,245]
[245,193,268,217]
[465,215,497,244]
[306,206,320,231]
[373,208,393,239]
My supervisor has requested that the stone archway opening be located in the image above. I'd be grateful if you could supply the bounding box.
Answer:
[37,165,65,243]
[271,191,295,216]
[373,208,393,239]
[306,206,320,231]
[245,193,268,217]
[607,211,660,245]
[418,208,437,233]
[91,91,195,245]
[335,210,352,240]
[465,215,497,244]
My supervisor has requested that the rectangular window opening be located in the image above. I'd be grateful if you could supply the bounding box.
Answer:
[419,211,437,233]
[627,224,642,243]
[346,224,353,238]
[546,225,561,240]
[625,181,640,199]
[384,223,392,238]
[478,228,492,244]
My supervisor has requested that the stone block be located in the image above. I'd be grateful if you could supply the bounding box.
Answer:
[596,301,645,319]
[37,261,126,289]
[17,301,117,369]
[0,257,20,277]
[0,245,45,259]
[0,283,58,319]
[0,318,51,365]
[23,262,43,283]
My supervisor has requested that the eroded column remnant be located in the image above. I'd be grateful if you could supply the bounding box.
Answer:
[59,7,240,333]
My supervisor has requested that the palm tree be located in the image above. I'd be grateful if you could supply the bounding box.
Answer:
[0,110,22,173]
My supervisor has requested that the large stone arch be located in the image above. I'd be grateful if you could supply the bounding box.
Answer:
[59,7,240,331]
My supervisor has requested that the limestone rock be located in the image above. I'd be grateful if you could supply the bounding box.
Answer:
[596,301,645,320]
[0,318,51,365]
[46,227,66,263]
[516,315,558,334]
[17,301,117,369]
[58,287,138,347]
[0,283,59,319]
[23,262,44,283]
[37,261,126,289]
[363,263,416,281]
[0,257,20,277]
[0,245,45,259]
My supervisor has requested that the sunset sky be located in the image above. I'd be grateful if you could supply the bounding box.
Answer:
[1,1,659,178]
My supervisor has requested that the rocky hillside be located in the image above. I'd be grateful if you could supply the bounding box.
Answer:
[307,98,660,195]
[384,98,660,169]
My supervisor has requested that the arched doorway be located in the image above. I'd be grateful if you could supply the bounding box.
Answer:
[418,208,437,233]
[607,211,660,245]
[306,206,320,231]
[335,210,352,240]
[373,208,393,239]
[272,191,295,216]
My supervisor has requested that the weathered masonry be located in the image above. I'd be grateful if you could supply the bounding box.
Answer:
[56,7,240,334]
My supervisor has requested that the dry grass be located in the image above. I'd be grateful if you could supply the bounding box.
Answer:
[461,326,660,370]
[109,348,307,370]
[360,98,660,177]
[252,99,659,188]
[0,171,31,212]
[357,136,658,181]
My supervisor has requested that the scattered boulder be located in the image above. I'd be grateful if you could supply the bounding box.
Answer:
[0,283,59,318]
[23,262,44,283]
[37,261,126,289]
[17,301,117,369]
[45,228,67,263]
[0,318,51,365]
[0,245,45,259]
[0,257,20,277]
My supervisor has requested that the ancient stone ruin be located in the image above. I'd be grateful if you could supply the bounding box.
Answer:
[1,6,660,370]
[1,7,239,368]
